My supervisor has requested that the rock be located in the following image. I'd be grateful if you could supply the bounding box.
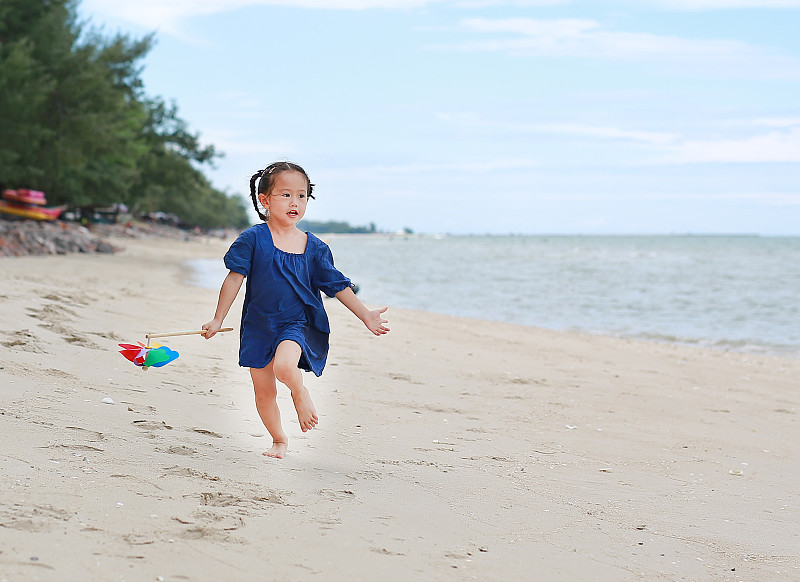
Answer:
[0,218,219,257]
[0,219,121,257]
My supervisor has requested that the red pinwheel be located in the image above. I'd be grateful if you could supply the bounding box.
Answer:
[118,341,179,369]
[119,328,232,370]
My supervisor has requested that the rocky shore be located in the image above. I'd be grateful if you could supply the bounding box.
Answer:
[0,219,196,257]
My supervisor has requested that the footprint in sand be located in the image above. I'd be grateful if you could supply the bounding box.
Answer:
[27,300,100,349]
[26,303,77,334]
[197,490,289,508]
[0,502,72,533]
[191,428,224,438]
[42,292,89,308]
[163,466,220,481]
[132,420,172,431]
[45,368,80,381]
[132,419,172,441]
[64,426,106,442]
[163,445,197,456]
[1,329,47,353]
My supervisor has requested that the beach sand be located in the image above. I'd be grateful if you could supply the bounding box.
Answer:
[1,235,798,581]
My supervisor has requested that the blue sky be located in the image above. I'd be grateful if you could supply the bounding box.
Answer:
[79,0,800,234]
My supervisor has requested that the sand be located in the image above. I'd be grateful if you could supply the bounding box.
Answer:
[1,234,798,581]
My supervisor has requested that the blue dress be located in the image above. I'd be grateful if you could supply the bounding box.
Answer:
[223,223,351,376]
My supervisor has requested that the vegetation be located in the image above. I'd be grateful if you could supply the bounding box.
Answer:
[0,0,249,229]
[298,220,378,234]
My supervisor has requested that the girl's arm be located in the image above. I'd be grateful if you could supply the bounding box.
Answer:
[335,286,389,336]
[202,270,245,339]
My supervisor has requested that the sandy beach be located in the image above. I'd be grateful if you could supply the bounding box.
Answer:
[1,234,798,581]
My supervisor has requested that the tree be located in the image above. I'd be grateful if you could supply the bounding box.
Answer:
[0,0,57,187]
[132,98,248,229]
[0,0,249,228]
[0,0,150,205]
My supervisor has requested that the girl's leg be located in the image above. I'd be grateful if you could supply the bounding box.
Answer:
[250,364,288,458]
[272,340,318,432]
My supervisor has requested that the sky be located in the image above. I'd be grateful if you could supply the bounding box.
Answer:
[78,0,800,235]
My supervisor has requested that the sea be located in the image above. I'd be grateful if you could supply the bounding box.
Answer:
[186,235,800,360]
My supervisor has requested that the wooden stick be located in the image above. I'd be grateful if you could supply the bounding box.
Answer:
[145,328,233,340]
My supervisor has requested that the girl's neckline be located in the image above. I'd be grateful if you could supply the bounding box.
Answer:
[264,223,309,255]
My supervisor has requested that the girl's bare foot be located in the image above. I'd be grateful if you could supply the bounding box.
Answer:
[291,386,318,432]
[263,440,288,459]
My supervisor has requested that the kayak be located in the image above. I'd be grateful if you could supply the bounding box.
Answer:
[2,188,47,206]
[0,200,66,221]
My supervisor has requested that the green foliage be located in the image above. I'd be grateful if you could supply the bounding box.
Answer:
[0,0,247,228]
[0,38,54,183]
[298,220,378,234]
[0,0,59,185]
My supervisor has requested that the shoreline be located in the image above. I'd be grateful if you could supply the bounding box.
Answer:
[1,235,798,580]
[184,253,800,363]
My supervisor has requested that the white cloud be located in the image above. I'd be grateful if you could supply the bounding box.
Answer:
[452,17,800,79]
[719,192,800,204]
[327,158,543,175]
[527,190,800,205]
[452,0,572,6]
[647,0,800,9]
[203,134,296,157]
[438,111,800,164]
[658,127,800,163]
[740,117,800,128]
[437,113,679,144]
[81,0,443,34]
[519,123,678,144]
[525,120,800,164]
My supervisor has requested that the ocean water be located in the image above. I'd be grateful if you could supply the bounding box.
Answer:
[187,235,800,359]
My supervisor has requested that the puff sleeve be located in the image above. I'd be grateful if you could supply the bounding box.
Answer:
[311,240,351,298]
[224,228,256,277]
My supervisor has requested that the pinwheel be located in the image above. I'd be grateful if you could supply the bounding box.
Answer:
[119,328,232,370]
[118,341,179,369]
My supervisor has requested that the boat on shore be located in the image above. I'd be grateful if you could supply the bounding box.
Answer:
[1,189,66,221]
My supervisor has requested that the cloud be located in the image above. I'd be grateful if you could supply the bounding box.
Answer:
[658,126,800,163]
[719,192,800,205]
[327,158,544,176]
[646,0,800,9]
[437,113,679,144]
[201,131,296,157]
[81,0,443,34]
[517,123,678,144]
[438,111,800,164]
[635,191,800,207]
[737,117,800,128]
[527,190,800,205]
[452,0,572,6]
[451,17,800,79]
[524,121,800,164]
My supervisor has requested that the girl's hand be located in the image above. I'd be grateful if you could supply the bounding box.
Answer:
[363,307,390,336]
[334,286,389,336]
[202,319,223,339]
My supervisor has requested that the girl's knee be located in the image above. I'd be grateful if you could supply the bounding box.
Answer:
[254,382,277,400]
[272,360,298,385]
[251,367,277,398]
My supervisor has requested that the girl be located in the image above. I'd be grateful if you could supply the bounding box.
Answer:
[202,161,389,459]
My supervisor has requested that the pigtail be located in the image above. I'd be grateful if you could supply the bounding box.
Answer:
[249,170,268,221]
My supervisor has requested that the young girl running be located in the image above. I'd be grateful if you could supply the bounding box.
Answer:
[202,161,389,459]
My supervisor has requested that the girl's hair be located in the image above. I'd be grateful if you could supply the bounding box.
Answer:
[249,161,315,221]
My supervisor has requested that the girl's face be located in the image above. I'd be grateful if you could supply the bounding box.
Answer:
[259,171,309,226]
